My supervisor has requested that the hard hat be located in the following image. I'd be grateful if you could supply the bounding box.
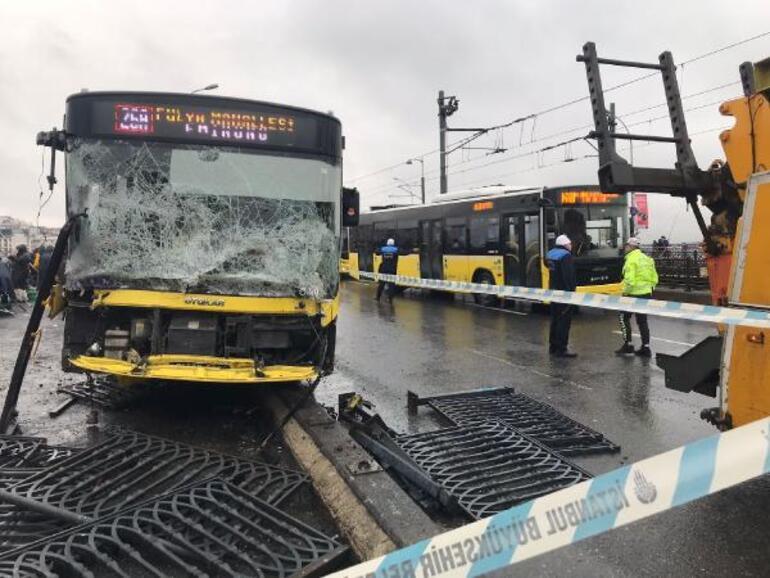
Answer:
[626,237,641,247]
[555,234,571,247]
[386,238,395,246]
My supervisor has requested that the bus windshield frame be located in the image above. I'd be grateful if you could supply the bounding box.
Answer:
[63,93,343,299]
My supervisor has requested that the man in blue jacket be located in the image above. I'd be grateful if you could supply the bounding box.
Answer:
[546,234,578,358]
[376,238,399,302]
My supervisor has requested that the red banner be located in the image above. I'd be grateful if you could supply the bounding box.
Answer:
[633,193,649,229]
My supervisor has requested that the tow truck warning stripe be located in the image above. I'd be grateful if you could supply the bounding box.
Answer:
[326,417,770,578]
[358,271,770,328]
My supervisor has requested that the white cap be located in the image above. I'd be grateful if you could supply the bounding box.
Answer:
[555,234,571,247]
[627,237,641,247]
[386,238,395,246]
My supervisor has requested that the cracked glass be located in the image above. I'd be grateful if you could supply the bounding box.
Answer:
[65,140,341,298]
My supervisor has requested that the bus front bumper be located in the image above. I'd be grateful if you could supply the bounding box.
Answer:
[69,354,318,384]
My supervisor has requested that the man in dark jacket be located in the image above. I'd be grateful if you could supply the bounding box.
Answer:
[11,245,32,297]
[0,257,13,310]
[376,238,399,302]
[546,234,578,358]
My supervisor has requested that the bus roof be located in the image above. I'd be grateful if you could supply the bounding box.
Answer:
[430,185,543,204]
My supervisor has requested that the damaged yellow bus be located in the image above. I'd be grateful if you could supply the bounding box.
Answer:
[44,91,357,384]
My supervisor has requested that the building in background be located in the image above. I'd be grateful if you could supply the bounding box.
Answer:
[0,216,60,255]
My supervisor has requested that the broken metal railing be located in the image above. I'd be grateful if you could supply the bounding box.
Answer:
[396,422,591,519]
[9,428,307,519]
[0,479,347,577]
[340,393,592,520]
[408,387,620,456]
[0,428,309,549]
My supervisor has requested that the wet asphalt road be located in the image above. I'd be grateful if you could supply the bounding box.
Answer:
[1,283,768,577]
[321,280,770,577]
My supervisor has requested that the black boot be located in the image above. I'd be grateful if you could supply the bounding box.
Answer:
[635,345,652,357]
[615,343,634,355]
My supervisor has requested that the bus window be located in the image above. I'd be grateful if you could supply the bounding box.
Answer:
[397,220,419,254]
[559,206,623,258]
[524,214,542,287]
[374,222,395,248]
[470,216,500,252]
[544,207,558,250]
[444,218,468,253]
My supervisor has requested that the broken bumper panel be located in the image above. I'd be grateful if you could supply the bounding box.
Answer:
[68,354,318,383]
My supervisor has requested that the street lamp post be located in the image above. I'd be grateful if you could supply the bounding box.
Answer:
[406,157,425,204]
[191,83,219,94]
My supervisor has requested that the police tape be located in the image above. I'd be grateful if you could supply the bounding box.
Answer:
[358,271,770,329]
[326,417,770,578]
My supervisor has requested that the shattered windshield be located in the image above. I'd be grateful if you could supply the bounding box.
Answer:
[65,139,341,298]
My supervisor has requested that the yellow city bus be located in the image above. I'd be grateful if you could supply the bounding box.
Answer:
[350,185,628,303]
[45,91,357,384]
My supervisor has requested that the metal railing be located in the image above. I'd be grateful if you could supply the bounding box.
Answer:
[642,243,709,290]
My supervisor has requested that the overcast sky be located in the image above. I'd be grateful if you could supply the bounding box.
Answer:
[1,0,768,241]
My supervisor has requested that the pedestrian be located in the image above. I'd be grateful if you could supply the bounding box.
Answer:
[546,234,577,358]
[375,238,399,303]
[615,237,659,357]
[0,256,13,310]
[11,245,32,302]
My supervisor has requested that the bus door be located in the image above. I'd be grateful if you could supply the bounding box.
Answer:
[420,219,443,279]
[502,214,525,286]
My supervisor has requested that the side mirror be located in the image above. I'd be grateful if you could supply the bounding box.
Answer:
[342,187,360,227]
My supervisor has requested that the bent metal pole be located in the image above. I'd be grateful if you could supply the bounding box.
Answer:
[0,214,85,433]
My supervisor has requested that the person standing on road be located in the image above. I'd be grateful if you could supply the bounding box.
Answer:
[546,234,578,358]
[11,245,32,302]
[375,238,399,303]
[616,237,659,357]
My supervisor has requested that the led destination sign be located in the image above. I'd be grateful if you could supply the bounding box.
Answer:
[561,191,620,204]
[112,103,296,145]
[66,94,340,157]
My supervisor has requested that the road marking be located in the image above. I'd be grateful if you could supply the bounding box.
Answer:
[611,331,695,347]
[467,348,593,391]
[465,302,528,316]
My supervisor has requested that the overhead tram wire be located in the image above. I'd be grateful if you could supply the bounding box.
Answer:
[414,82,742,183]
[458,124,732,188]
[368,119,735,203]
[363,77,742,198]
[351,30,768,192]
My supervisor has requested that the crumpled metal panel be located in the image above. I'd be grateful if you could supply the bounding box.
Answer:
[0,480,345,578]
[396,422,590,519]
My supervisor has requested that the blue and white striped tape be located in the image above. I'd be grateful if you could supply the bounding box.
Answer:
[326,417,770,578]
[359,271,770,328]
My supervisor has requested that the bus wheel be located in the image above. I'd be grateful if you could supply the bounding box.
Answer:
[472,271,498,306]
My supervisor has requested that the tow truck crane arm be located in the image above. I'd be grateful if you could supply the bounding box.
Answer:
[577,43,770,429]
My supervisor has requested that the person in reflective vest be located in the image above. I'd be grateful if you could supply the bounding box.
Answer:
[615,237,659,357]
[546,234,578,358]
[376,238,399,302]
